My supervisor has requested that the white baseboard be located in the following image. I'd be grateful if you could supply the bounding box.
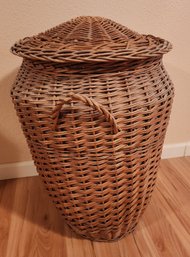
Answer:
[0,161,37,180]
[161,143,186,159]
[185,142,190,156]
[0,142,189,180]
[161,142,190,159]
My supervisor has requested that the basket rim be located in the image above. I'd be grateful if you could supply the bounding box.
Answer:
[11,16,172,63]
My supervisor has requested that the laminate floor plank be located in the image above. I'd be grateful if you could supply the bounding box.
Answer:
[0,157,189,257]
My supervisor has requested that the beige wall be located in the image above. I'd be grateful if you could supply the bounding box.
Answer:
[0,0,190,164]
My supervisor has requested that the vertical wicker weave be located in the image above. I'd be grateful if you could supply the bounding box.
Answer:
[11,16,174,241]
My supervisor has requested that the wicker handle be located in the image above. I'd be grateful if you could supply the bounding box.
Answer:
[52,92,121,134]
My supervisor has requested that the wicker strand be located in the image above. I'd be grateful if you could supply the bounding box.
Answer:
[52,92,121,134]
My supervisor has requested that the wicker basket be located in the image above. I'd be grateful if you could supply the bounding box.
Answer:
[11,16,174,241]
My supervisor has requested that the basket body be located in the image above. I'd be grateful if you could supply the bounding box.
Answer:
[11,16,174,241]
[11,57,174,241]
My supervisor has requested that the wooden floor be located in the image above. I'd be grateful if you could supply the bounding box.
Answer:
[0,157,190,257]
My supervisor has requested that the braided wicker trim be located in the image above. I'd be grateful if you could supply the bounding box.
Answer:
[11,16,172,63]
[52,92,121,134]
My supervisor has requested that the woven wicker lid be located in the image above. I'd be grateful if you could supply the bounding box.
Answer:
[11,16,172,63]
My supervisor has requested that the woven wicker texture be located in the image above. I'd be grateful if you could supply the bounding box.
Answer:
[11,16,174,241]
[11,16,172,62]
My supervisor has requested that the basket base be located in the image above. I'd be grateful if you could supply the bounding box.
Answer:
[68,222,138,242]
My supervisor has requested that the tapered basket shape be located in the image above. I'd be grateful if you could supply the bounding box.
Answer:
[11,16,174,241]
